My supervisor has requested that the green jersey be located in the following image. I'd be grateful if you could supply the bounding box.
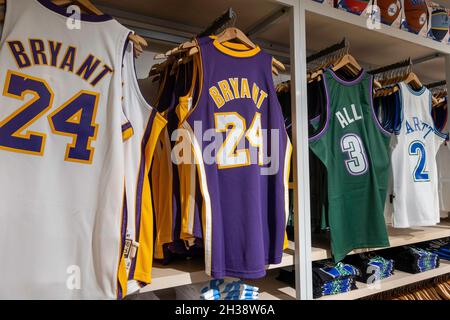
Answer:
[309,69,391,262]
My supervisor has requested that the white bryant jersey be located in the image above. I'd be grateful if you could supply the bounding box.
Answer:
[121,42,166,295]
[390,82,448,228]
[0,0,132,299]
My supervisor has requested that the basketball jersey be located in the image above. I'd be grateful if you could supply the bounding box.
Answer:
[309,69,391,262]
[390,82,448,228]
[150,69,175,259]
[121,42,167,294]
[433,98,450,218]
[182,36,292,279]
[0,0,133,299]
[437,143,450,218]
[152,61,197,261]
[173,54,204,241]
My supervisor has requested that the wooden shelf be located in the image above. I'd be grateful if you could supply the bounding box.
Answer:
[304,1,450,83]
[142,258,450,300]
[247,261,450,300]
[245,269,297,300]
[312,219,450,261]
[305,1,450,55]
[318,260,450,300]
[141,218,450,293]
[140,243,295,293]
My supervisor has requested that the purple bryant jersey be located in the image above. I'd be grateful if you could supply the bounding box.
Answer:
[181,37,292,279]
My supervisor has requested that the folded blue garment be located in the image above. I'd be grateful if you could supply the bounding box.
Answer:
[437,251,450,260]
[319,262,360,280]
[319,278,355,296]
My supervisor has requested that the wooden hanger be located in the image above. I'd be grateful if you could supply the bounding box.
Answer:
[157,27,285,76]
[373,80,382,89]
[0,0,70,4]
[149,58,172,78]
[308,53,361,83]
[436,283,450,299]
[129,34,148,58]
[374,84,399,98]
[404,72,422,89]
[276,81,290,93]
[215,27,256,49]
[185,28,256,58]
[73,0,102,15]
[333,54,361,76]
[273,58,286,72]
[404,72,439,105]
[0,0,148,57]
[154,40,197,60]
[376,70,438,104]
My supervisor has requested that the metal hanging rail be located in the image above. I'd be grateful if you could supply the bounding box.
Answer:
[246,7,288,38]
[306,38,348,63]
[197,8,237,37]
[368,58,412,75]
[426,80,447,89]
[95,4,290,59]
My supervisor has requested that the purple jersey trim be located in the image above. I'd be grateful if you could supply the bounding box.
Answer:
[122,33,132,65]
[117,191,128,298]
[309,74,331,142]
[121,122,132,132]
[328,67,366,86]
[36,0,113,22]
[117,283,123,300]
[129,111,157,279]
[369,76,391,137]
[310,114,321,123]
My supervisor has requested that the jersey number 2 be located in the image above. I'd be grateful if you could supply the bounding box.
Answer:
[340,133,368,175]
[0,71,99,164]
[409,140,430,182]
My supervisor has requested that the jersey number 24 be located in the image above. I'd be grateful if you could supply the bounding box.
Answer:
[0,71,99,164]
[214,112,263,169]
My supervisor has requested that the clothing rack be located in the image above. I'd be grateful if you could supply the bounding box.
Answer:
[197,8,237,38]
[427,80,447,89]
[368,58,412,75]
[306,38,348,63]
[3,0,450,302]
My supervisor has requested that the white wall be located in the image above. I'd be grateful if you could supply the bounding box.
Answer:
[135,51,159,79]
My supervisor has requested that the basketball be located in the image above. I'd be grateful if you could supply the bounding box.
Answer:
[404,0,429,34]
[339,0,371,15]
[377,0,401,25]
[430,8,449,41]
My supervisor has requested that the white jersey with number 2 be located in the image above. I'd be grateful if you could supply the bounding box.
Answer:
[390,82,448,228]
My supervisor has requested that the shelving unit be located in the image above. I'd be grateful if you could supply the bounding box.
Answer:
[318,261,450,300]
[239,262,450,301]
[304,1,450,54]
[312,219,450,261]
[141,219,450,293]
[141,243,295,292]
[91,0,450,300]
[291,0,450,300]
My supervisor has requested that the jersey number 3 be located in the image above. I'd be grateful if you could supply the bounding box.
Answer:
[340,133,368,175]
[0,71,99,164]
